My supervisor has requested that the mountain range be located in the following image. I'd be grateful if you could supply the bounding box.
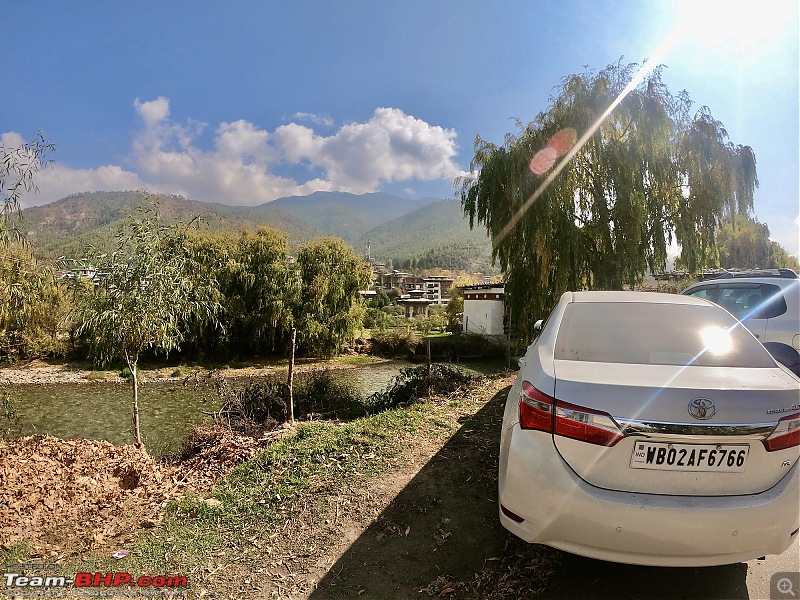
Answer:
[18,190,497,273]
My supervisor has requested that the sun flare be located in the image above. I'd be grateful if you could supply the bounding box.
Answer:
[674,0,795,51]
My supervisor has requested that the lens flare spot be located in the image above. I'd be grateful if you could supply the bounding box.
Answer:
[530,146,558,175]
[700,326,733,355]
[547,128,577,156]
[529,128,577,175]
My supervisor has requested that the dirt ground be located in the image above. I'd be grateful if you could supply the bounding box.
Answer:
[0,426,277,560]
[0,356,388,385]
[194,378,561,600]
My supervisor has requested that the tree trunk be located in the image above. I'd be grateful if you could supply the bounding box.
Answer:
[287,327,296,424]
[426,338,431,377]
[426,338,431,394]
[129,359,144,451]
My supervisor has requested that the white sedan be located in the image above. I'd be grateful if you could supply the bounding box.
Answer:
[499,291,799,567]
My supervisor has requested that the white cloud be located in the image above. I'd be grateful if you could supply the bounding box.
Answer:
[272,107,463,193]
[23,164,145,207]
[291,112,335,128]
[2,132,143,208]
[1,132,26,148]
[5,100,465,208]
[134,97,170,128]
[128,102,463,204]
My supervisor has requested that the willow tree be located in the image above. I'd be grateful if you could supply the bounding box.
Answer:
[1,132,54,247]
[459,61,757,339]
[74,204,218,450]
[227,227,300,353]
[296,237,372,356]
[181,227,300,356]
[713,216,799,271]
[0,133,58,359]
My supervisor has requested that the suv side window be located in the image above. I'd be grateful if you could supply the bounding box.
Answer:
[749,283,788,319]
[712,283,787,320]
[687,286,717,302]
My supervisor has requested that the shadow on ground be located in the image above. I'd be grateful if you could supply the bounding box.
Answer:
[309,386,750,600]
[541,555,749,600]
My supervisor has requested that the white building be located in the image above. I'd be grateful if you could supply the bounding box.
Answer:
[462,282,505,337]
[423,276,454,305]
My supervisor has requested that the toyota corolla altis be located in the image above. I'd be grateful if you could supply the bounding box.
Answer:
[498,291,799,566]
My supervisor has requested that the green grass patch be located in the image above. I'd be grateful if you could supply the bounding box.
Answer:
[0,540,30,565]
[106,402,433,580]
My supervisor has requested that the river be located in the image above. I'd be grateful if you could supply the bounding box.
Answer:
[4,359,508,457]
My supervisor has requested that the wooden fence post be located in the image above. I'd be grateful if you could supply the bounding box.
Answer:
[287,327,296,424]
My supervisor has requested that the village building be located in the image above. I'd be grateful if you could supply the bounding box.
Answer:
[396,288,433,318]
[461,282,506,337]
[422,276,453,305]
[375,270,424,294]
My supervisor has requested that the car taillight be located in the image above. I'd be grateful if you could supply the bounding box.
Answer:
[554,401,625,447]
[762,413,800,452]
[519,381,554,432]
[519,381,625,446]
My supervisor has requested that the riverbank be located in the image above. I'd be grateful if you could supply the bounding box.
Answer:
[0,355,390,386]
[1,371,565,599]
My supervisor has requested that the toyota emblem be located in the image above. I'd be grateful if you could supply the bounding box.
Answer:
[688,398,716,420]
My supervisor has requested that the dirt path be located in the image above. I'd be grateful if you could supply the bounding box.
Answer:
[223,376,795,600]
[204,377,560,600]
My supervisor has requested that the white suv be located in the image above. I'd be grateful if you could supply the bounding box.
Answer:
[682,269,799,375]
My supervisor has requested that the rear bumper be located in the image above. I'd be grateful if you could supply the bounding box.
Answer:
[498,426,800,567]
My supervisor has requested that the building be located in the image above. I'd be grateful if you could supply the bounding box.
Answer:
[461,282,505,337]
[396,289,433,318]
[375,270,424,294]
[422,276,453,305]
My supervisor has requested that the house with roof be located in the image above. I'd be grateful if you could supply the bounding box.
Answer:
[375,270,424,294]
[461,282,506,337]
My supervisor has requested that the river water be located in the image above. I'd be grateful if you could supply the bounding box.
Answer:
[4,359,507,457]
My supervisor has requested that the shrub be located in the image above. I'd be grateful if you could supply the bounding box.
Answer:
[371,329,421,357]
[191,369,366,435]
[425,333,505,360]
[367,364,478,411]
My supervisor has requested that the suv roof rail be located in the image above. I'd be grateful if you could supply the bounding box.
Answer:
[715,268,798,280]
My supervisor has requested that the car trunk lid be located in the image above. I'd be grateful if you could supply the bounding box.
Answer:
[551,360,799,496]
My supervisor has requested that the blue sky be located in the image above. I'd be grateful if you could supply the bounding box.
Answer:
[2,0,798,255]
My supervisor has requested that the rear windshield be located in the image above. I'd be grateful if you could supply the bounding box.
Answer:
[554,302,776,367]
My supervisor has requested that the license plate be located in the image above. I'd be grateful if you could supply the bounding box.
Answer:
[630,441,749,472]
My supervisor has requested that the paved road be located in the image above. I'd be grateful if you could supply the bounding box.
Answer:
[540,540,799,600]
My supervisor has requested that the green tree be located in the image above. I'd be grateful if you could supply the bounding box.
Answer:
[180,229,238,355]
[73,204,218,449]
[460,61,758,339]
[1,132,55,247]
[296,237,372,356]
[366,289,391,309]
[226,227,299,353]
[445,287,464,333]
[0,245,72,358]
[716,217,799,270]
[182,227,300,357]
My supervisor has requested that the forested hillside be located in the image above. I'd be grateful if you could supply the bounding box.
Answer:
[19,191,497,271]
[359,200,496,273]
